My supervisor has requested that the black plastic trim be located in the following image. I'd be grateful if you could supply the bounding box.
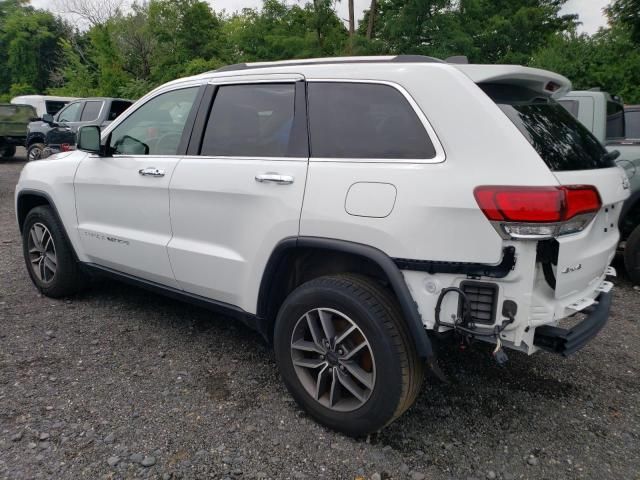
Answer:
[257,236,433,359]
[176,84,207,156]
[393,246,516,278]
[186,84,217,156]
[620,189,640,232]
[82,263,262,334]
[15,189,80,262]
[457,280,499,325]
[533,291,612,357]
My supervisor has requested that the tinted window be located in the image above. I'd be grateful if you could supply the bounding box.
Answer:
[307,82,435,159]
[201,84,296,157]
[45,100,67,115]
[110,87,198,156]
[558,99,579,118]
[80,101,103,121]
[57,102,82,122]
[108,101,132,121]
[626,110,640,139]
[482,84,611,171]
[606,101,625,139]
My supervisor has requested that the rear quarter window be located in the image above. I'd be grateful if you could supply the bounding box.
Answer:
[307,82,436,159]
[606,100,625,140]
[481,83,612,171]
[625,109,640,139]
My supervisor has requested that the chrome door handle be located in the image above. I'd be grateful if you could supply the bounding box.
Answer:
[139,167,165,177]
[255,173,294,185]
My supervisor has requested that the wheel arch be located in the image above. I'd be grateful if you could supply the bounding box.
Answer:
[257,237,433,359]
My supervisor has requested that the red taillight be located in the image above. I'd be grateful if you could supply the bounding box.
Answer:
[474,185,601,239]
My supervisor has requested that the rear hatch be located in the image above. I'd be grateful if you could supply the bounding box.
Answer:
[478,79,629,300]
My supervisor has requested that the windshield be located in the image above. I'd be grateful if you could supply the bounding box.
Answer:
[481,83,613,171]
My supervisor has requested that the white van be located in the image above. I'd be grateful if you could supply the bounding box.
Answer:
[10,95,79,118]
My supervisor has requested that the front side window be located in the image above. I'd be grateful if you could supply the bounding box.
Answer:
[307,82,436,159]
[80,101,103,122]
[109,87,198,156]
[45,100,67,115]
[57,102,82,123]
[201,84,296,157]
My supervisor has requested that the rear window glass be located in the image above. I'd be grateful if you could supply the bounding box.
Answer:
[481,83,612,171]
[606,101,625,139]
[108,101,132,121]
[45,100,67,115]
[625,110,640,139]
[307,82,436,159]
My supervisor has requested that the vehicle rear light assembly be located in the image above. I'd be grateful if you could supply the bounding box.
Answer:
[474,185,601,240]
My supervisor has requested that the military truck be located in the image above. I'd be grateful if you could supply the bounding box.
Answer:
[0,103,36,159]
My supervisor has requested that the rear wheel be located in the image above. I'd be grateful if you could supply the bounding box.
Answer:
[27,143,45,162]
[22,206,86,297]
[274,274,424,436]
[624,224,640,284]
[2,145,16,158]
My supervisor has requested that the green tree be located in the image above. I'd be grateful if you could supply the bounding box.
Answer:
[606,0,640,44]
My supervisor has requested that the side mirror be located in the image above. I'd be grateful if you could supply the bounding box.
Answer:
[77,125,102,154]
[42,113,54,124]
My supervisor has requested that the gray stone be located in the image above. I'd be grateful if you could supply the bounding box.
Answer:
[38,433,50,441]
[527,456,539,466]
[371,474,382,480]
[141,456,156,467]
[410,472,426,480]
[10,432,22,442]
[107,456,120,467]
[104,433,115,444]
[130,453,144,463]
[487,471,497,480]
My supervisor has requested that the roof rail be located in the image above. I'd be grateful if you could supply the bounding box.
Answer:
[212,55,445,73]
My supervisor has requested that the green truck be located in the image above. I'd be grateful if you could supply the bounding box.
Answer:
[0,103,36,158]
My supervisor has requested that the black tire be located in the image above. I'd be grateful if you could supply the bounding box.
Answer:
[22,205,86,298]
[624,224,640,284]
[27,143,45,162]
[274,274,424,437]
[2,145,16,158]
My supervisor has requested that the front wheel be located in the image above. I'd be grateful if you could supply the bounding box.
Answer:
[624,224,640,284]
[274,274,424,437]
[22,206,86,297]
[27,143,45,161]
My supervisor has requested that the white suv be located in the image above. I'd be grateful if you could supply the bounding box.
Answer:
[15,56,629,436]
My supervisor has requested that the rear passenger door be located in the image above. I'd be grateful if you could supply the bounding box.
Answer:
[168,75,309,312]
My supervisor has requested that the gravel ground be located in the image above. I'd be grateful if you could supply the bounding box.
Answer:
[1,154,639,480]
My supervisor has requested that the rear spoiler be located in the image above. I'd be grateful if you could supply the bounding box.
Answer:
[453,65,572,99]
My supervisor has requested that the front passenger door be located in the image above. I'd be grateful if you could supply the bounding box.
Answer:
[74,86,202,287]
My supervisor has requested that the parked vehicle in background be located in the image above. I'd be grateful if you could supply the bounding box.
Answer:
[559,90,640,283]
[11,95,77,118]
[0,103,37,159]
[625,105,640,139]
[16,56,628,436]
[26,97,132,161]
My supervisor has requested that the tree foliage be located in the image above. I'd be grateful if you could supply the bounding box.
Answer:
[0,0,638,103]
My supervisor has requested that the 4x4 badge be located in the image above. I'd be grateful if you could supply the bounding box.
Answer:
[561,264,582,274]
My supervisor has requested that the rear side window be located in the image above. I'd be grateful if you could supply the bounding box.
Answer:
[558,99,579,118]
[626,110,640,139]
[307,82,435,159]
[606,101,625,139]
[201,84,296,157]
[45,101,67,115]
[482,84,611,171]
[80,101,103,121]
[108,101,132,121]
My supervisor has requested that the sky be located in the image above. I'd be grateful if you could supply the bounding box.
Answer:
[33,0,611,35]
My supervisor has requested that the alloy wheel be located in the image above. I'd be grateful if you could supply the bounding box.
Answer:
[27,222,57,283]
[290,308,376,412]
